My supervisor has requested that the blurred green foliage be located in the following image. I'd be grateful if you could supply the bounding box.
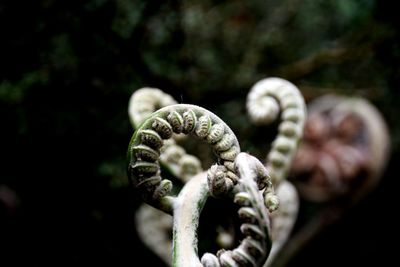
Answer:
[1,0,399,266]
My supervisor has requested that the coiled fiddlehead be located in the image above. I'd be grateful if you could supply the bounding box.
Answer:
[130,89,278,266]
[128,104,241,213]
[247,77,306,187]
[174,153,276,267]
[213,153,275,266]
[246,77,305,267]
[129,102,280,267]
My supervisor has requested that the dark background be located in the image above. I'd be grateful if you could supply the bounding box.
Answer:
[1,0,398,265]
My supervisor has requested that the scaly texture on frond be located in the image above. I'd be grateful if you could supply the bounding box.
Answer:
[173,153,276,267]
[128,88,203,183]
[128,104,241,213]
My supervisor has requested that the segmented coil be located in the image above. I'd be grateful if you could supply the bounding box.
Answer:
[247,78,305,267]
[129,88,203,185]
[246,77,306,186]
[128,104,241,207]
[201,153,274,267]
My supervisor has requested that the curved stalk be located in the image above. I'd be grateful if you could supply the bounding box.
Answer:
[173,172,208,267]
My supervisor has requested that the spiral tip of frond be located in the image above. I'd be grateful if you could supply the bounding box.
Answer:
[199,153,274,267]
[129,104,240,210]
[207,164,234,197]
[264,194,279,213]
[152,179,173,199]
[247,96,280,125]
[246,77,306,185]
